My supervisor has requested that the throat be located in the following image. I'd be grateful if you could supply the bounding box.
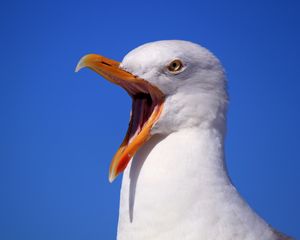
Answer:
[117,127,274,239]
[118,128,227,231]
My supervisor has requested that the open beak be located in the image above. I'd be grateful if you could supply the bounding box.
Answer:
[75,54,165,182]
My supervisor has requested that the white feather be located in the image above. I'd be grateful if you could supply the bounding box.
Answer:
[116,40,283,240]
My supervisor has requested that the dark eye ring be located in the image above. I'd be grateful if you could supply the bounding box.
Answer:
[167,59,184,73]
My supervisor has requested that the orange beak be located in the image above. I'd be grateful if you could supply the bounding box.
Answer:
[75,54,165,182]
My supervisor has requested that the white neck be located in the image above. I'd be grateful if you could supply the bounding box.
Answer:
[117,127,276,240]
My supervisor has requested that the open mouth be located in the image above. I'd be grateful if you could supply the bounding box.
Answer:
[76,54,164,182]
[127,93,155,145]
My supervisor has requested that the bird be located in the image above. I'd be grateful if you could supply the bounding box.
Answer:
[76,40,292,240]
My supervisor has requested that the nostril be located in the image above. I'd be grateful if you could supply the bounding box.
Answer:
[101,61,111,66]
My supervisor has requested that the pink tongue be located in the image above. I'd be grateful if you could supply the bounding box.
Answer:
[128,97,152,144]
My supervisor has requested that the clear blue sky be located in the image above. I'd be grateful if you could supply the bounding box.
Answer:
[0,0,299,239]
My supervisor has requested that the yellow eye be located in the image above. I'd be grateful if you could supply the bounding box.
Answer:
[167,59,184,73]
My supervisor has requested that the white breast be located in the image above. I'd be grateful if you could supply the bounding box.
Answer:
[117,128,276,240]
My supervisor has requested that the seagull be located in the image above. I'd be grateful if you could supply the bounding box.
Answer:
[76,40,291,240]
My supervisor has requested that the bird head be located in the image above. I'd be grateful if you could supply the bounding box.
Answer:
[76,40,228,182]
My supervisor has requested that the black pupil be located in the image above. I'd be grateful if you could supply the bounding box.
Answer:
[169,60,181,71]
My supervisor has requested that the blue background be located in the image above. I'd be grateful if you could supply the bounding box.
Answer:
[1,0,299,239]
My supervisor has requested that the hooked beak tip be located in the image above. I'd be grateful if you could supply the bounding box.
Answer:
[75,58,85,73]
